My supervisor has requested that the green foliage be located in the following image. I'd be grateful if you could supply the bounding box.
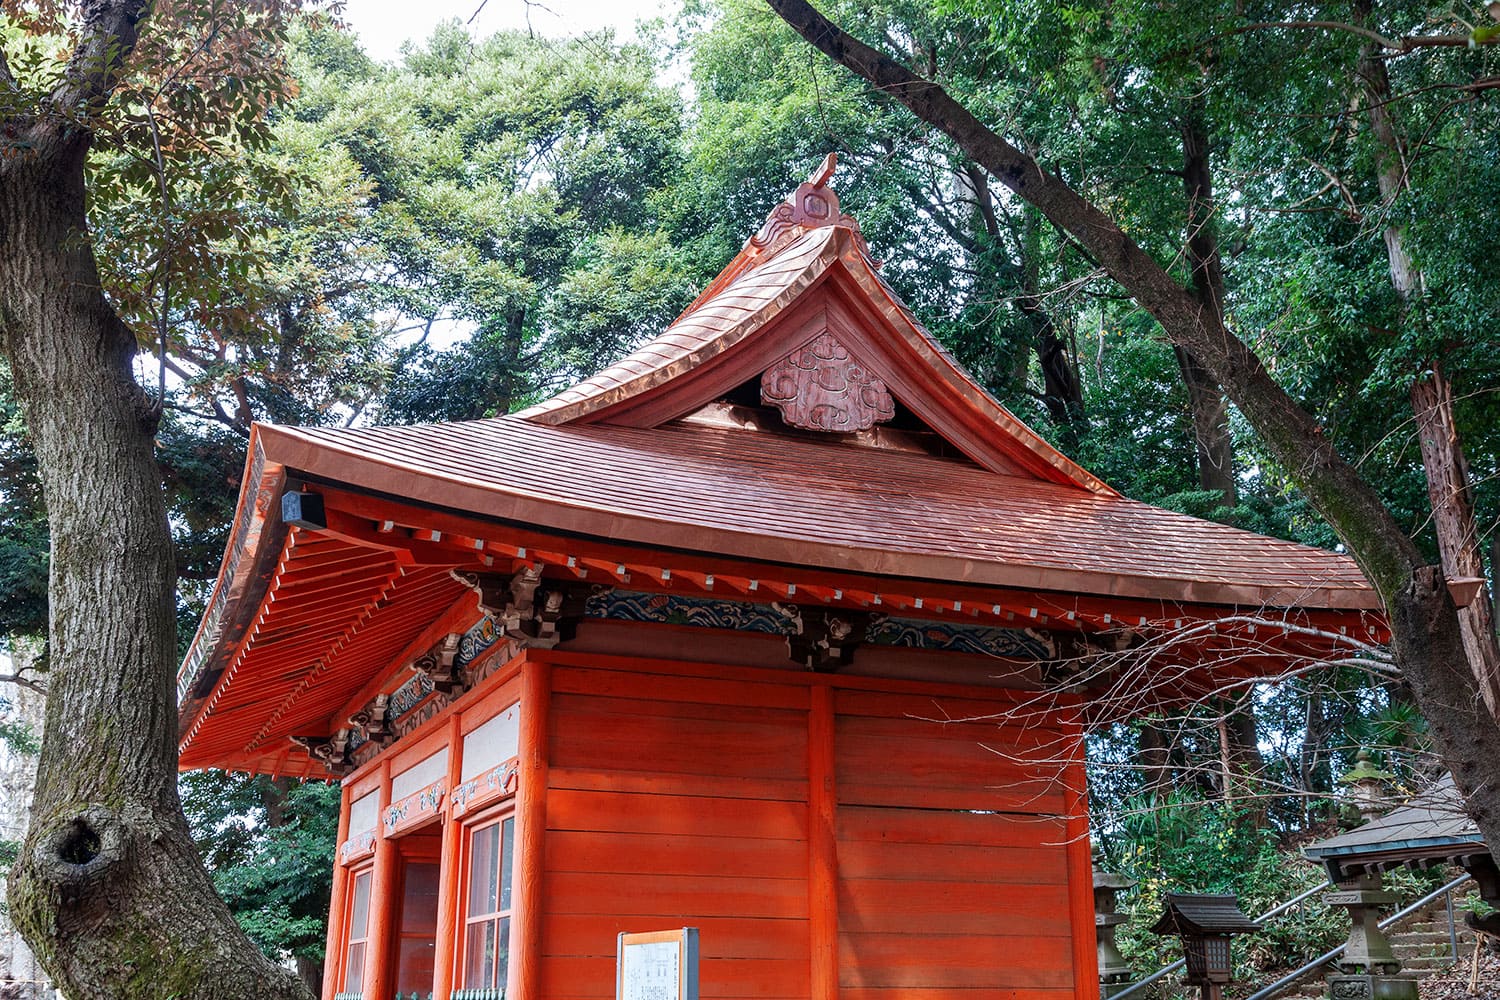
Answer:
[274,21,696,421]
[1105,795,1345,985]
[181,770,340,967]
[0,365,47,638]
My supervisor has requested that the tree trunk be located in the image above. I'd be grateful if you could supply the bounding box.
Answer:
[1016,207,1086,450]
[760,0,1500,862]
[960,166,1086,447]
[1137,718,1174,802]
[1176,104,1236,510]
[1352,10,1500,723]
[1411,370,1500,717]
[0,78,309,1000]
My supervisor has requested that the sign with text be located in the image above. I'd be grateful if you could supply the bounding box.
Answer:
[616,927,700,1000]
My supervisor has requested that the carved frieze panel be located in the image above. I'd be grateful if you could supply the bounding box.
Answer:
[451,759,520,818]
[761,331,896,433]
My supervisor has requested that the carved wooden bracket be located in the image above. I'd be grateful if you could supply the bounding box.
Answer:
[761,330,896,433]
[414,633,465,696]
[291,730,354,775]
[790,610,873,671]
[451,568,586,650]
[348,693,391,744]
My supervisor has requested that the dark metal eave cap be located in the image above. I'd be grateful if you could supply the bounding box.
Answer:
[1150,893,1262,936]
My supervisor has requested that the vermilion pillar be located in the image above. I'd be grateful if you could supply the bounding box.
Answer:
[431,715,464,999]
[512,657,551,998]
[321,784,353,1000]
[363,759,397,1000]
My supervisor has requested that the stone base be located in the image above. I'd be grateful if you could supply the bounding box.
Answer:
[1326,973,1420,1000]
[1100,981,1135,1000]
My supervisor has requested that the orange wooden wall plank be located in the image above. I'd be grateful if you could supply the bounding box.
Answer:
[547,788,808,840]
[836,880,1074,937]
[545,830,806,880]
[837,804,1063,849]
[838,840,1069,885]
[543,871,811,920]
[837,933,1075,989]
[547,765,808,803]
[551,663,810,710]
[542,914,809,961]
[550,704,808,781]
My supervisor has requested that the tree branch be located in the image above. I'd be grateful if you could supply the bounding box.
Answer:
[1216,20,1500,54]
[763,0,1426,600]
[47,0,151,120]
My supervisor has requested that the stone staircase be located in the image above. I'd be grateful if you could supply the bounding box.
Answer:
[1393,907,1476,977]
[1270,896,1478,1000]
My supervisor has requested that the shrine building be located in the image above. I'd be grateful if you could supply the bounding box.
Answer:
[176,158,1385,1000]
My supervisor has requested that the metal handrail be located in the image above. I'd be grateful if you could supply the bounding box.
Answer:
[1242,872,1474,1000]
[1110,880,1332,1000]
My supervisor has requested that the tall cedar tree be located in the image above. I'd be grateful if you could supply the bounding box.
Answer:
[0,0,312,995]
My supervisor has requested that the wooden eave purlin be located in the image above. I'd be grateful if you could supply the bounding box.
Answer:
[251,421,1380,614]
[177,473,1386,774]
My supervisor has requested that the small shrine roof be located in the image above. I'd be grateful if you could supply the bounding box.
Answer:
[1304,776,1484,868]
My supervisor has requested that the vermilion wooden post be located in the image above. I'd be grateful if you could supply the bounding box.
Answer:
[513,655,551,999]
[432,715,464,999]
[1064,748,1099,998]
[809,683,839,999]
[321,783,353,1000]
[364,759,397,1000]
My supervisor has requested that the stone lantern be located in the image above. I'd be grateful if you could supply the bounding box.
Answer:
[1322,874,1417,1000]
[1340,748,1395,823]
[1150,893,1260,1000]
[1093,850,1136,998]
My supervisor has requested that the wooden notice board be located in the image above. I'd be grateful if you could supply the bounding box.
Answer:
[616,928,700,1000]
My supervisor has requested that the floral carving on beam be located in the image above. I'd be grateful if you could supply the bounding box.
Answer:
[451,759,520,818]
[761,331,896,433]
[384,778,446,836]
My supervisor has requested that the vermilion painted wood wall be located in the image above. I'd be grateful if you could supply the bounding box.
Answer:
[526,650,1097,1000]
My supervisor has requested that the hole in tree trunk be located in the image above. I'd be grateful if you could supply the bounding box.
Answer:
[58,818,101,865]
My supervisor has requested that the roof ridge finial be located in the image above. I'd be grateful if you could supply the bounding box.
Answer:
[806,151,839,188]
[746,153,870,260]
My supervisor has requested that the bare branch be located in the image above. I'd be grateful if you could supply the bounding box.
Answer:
[0,669,46,695]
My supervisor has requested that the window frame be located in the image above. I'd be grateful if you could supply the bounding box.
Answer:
[455,804,518,993]
[340,864,376,996]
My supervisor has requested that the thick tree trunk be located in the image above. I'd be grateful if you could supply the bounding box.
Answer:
[1176,105,1237,510]
[0,82,308,1000]
[760,0,1500,860]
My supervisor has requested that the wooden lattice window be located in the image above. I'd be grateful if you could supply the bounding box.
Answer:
[459,814,515,993]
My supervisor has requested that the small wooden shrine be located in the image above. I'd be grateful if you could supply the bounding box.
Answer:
[177,157,1385,1000]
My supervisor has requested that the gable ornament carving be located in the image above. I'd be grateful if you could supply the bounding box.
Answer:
[748,153,872,261]
[761,331,896,433]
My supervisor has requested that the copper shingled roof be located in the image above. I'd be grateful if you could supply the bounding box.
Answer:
[517,192,1112,495]
[255,417,1377,610]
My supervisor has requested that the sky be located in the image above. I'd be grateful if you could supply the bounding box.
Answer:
[342,0,679,61]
